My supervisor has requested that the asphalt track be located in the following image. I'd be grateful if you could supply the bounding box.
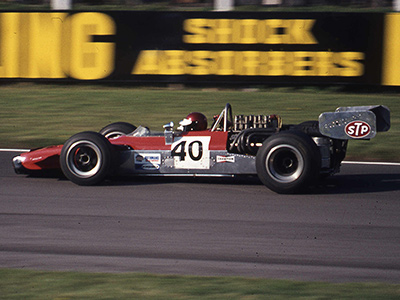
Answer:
[1,150,399,283]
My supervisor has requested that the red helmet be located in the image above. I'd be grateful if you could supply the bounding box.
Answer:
[178,112,207,131]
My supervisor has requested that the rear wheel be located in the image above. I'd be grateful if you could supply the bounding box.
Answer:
[99,122,136,139]
[60,132,114,186]
[256,131,321,194]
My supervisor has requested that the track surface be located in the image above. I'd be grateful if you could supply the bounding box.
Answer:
[1,151,399,282]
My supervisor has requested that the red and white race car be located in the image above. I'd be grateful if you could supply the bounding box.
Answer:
[12,103,390,193]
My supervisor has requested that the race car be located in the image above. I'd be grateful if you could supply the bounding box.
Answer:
[12,103,390,194]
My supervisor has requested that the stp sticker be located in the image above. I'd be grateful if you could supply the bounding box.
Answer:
[345,121,371,138]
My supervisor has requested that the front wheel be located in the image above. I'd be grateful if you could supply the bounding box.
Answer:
[99,122,137,139]
[60,132,114,186]
[256,131,321,194]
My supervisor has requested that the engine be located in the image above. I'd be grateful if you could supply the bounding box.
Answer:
[233,114,282,131]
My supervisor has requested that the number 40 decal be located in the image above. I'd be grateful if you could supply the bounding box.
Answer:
[172,140,203,161]
[171,136,211,169]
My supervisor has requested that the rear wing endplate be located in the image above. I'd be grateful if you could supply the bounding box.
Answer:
[318,105,390,140]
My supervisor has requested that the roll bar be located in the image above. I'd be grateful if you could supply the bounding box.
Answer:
[211,103,233,132]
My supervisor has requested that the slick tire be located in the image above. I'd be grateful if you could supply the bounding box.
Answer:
[256,131,321,194]
[60,131,114,186]
[99,122,137,139]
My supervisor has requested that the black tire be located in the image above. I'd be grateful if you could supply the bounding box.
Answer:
[99,122,137,139]
[256,131,321,194]
[60,131,114,186]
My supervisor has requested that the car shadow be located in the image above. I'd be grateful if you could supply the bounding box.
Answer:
[107,172,400,195]
[107,174,263,187]
[310,173,400,195]
[25,171,400,194]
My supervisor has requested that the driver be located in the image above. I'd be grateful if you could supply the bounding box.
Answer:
[177,112,208,131]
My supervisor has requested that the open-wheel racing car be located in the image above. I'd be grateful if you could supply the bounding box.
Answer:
[13,103,390,194]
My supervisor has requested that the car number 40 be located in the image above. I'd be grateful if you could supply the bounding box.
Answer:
[172,140,203,161]
[171,136,211,169]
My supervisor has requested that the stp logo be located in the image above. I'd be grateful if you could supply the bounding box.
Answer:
[345,121,371,138]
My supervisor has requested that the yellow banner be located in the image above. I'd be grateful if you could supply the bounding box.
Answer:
[0,12,115,80]
[382,13,400,86]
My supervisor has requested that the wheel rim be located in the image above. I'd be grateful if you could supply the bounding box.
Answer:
[104,131,125,139]
[266,144,304,183]
[66,140,102,178]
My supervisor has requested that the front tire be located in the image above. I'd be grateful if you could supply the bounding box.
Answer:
[256,131,321,194]
[99,122,137,139]
[60,132,114,186]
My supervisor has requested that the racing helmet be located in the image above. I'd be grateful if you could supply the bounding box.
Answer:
[178,112,208,131]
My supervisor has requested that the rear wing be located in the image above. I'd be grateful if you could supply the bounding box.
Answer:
[318,105,390,140]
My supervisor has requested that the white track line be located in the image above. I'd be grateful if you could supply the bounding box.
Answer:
[342,161,400,166]
[0,148,30,153]
[1,148,399,166]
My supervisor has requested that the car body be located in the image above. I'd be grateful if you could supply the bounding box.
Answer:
[12,103,390,193]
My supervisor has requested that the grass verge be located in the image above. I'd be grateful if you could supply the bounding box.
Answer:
[0,83,398,161]
[0,269,399,299]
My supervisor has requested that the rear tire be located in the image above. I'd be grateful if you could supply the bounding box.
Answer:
[256,131,321,194]
[60,132,114,186]
[99,122,137,139]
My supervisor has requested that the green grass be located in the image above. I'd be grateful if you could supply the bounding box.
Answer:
[0,83,398,161]
[0,269,399,299]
